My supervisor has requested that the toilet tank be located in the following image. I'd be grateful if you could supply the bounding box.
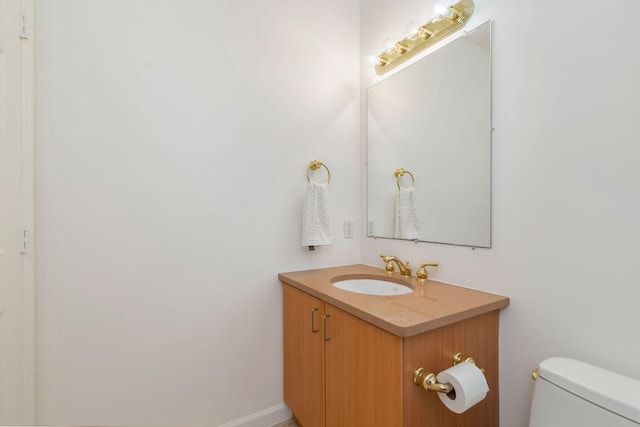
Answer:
[530,357,640,427]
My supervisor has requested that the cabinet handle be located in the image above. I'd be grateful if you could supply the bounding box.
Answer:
[323,314,331,341]
[311,308,319,333]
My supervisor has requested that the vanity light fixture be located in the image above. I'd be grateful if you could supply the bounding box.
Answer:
[373,0,474,75]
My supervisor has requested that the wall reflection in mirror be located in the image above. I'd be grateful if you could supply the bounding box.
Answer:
[367,20,492,248]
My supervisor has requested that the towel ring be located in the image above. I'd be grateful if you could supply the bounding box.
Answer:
[307,160,331,184]
[394,168,415,190]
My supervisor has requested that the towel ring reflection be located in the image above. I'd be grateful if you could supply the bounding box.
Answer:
[394,168,415,190]
[307,160,331,184]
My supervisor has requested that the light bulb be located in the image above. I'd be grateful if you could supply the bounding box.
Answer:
[433,3,458,20]
[405,20,421,40]
[443,7,458,20]
[368,55,385,66]
[432,3,449,17]
[382,37,396,54]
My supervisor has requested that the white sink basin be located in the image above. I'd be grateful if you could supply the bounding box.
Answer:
[331,277,414,296]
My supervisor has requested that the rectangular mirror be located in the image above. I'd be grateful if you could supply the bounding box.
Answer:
[366,20,492,248]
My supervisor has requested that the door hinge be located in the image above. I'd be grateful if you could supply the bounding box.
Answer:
[19,10,30,40]
[20,226,32,253]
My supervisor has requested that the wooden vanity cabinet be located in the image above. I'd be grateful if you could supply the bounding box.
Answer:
[283,283,501,427]
[283,284,403,426]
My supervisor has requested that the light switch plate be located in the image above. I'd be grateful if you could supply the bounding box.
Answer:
[343,219,354,238]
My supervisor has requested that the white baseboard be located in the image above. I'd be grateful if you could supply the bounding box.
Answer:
[219,403,292,427]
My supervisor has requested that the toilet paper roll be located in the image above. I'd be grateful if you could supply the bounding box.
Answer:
[436,362,489,414]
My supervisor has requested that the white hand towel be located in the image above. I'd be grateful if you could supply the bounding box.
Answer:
[394,186,421,240]
[302,181,333,247]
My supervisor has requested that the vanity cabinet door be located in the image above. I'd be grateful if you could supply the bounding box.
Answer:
[324,304,404,427]
[283,285,325,427]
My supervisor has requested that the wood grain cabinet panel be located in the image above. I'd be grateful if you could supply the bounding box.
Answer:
[283,285,325,427]
[325,304,403,426]
[403,311,499,427]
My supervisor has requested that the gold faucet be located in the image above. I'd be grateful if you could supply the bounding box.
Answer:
[380,254,412,278]
[416,262,439,282]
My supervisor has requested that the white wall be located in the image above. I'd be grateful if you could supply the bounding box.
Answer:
[35,1,360,425]
[35,0,640,425]
[361,0,640,425]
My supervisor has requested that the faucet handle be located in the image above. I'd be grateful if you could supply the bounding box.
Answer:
[416,262,439,281]
[380,254,395,274]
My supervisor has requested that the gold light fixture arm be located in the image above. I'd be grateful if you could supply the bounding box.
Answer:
[374,0,474,75]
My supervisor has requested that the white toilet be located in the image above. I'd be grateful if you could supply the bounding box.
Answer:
[530,357,640,426]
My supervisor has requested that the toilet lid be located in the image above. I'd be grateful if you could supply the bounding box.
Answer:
[537,358,640,423]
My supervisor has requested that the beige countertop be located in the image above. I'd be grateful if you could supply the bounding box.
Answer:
[278,264,510,337]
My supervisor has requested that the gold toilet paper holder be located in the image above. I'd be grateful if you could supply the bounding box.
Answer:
[413,352,484,394]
